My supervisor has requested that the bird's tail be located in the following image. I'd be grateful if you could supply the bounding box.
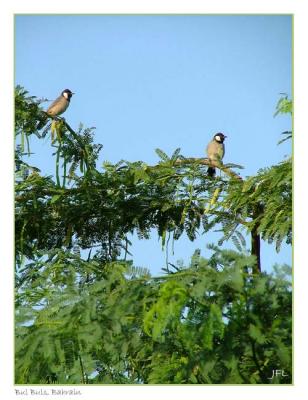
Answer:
[207,167,216,177]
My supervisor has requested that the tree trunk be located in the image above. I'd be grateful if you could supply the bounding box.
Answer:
[251,227,261,273]
[251,204,263,274]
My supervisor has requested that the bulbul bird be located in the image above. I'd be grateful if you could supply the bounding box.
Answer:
[206,132,227,177]
[37,89,74,130]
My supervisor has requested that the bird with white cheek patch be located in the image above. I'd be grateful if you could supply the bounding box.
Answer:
[206,132,227,177]
[37,89,74,130]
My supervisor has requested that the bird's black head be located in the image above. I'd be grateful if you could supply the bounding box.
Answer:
[62,89,74,100]
[214,132,227,143]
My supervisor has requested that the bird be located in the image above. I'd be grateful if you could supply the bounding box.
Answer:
[37,89,74,130]
[206,132,227,177]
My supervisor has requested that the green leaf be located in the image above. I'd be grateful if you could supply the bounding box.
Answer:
[51,120,57,142]
[171,147,181,161]
[50,194,61,204]
[155,148,170,162]
[231,235,242,251]
[249,324,267,344]
[80,158,84,173]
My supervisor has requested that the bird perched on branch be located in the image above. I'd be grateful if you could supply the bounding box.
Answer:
[206,132,227,177]
[37,89,74,130]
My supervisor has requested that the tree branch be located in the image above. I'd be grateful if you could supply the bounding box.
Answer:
[174,158,243,181]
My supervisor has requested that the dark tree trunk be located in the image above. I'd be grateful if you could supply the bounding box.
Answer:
[251,203,264,274]
[251,227,261,273]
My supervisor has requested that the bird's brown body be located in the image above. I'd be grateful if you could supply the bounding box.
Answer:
[206,133,227,177]
[46,95,70,116]
[37,89,74,130]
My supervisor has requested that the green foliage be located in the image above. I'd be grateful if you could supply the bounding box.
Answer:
[15,87,292,384]
[221,158,292,251]
[274,95,292,144]
[143,280,187,342]
[15,250,292,384]
[274,94,292,116]
[15,86,43,142]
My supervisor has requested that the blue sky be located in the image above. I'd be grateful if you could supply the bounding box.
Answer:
[15,15,292,275]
